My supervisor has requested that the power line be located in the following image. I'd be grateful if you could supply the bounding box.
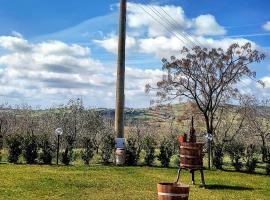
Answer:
[146,4,197,47]
[156,5,204,47]
[136,3,193,48]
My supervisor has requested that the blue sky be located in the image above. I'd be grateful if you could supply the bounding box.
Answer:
[0,0,269,108]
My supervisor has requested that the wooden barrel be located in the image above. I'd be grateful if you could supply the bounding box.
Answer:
[179,142,204,169]
[157,183,189,200]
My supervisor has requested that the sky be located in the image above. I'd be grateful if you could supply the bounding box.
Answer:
[0,0,269,108]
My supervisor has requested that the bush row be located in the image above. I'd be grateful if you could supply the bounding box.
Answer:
[213,141,270,174]
[4,133,175,167]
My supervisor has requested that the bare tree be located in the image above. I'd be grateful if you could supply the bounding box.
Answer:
[146,43,265,142]
[213,96,250,147]
[146,43,265,169]
[0,104,14,149]
[81,110,104,153]
[55,98,84,165]
[245,97,270,162]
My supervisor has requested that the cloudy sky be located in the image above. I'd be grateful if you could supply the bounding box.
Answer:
[0,0,269,108]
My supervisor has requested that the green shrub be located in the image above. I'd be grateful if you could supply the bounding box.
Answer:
[39,136,54,165]
[100,134,114,164]
[245,144,258,173]
[6,134,23,163]
[143,135,156,166]
[213,144,224,170]
[125,138,139,166]
[61,147,73,165]
[171,154,180,168]
[81,138,95,165]
[158,139,173,167]
[225,141,245,171]
[22,134,38,164]
[266,148,270,175]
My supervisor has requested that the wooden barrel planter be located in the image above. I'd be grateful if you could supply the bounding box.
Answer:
[179,142,204,169]
[157,183,189,200]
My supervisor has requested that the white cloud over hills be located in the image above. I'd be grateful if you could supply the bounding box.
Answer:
[0,2,269,108]
[0,35,163,107]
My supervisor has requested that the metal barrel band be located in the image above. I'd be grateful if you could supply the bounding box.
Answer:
[158,192,188,197]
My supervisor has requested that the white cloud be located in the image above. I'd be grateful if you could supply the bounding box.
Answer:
[94,34,137,54]
[95,3,240,59]
[127,3,191,37]
[193,14,226,36]
[261,76,270,88]
[0,35,162,107]
[262,21,270,31]
[139,36,184,58]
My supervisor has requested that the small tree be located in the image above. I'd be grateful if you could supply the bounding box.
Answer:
[56,98,85,165]
[0,105,13,150]
[6,134,23,163]
[245,144,258,173]
[100,132,115,165]
[126,120,150,164]
[143,135,156,166]
[158,138,173,167]
[23,134,38,164]
[244,97,270,162]
[125,137,139,166]
[225,141,245,171]
[81,138,95,165]
[213,144,224,170]
[61,147,73,165]
[266,148,270,175]
[39,135,54,165]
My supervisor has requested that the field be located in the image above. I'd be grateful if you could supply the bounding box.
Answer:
[0,164,269,200]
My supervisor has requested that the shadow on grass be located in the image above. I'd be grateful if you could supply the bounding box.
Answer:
[221,168,267,176]
[205,184,254,191]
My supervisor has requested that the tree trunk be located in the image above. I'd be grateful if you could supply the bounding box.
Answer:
[204,115,212,169]
[0,134,3,150]
[261,136,267,163]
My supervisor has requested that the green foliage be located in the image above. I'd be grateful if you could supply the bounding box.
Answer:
[22,134,38,164]
[100,133,114,164]
[261,146,268,162]
[125,137,139,166]
[158,139,173,167]
[143,135,156,166]
[61,147,73,165]
[39,135,54,165]
[170,154,180,167]
[81,138,95,165]
[225,141,245,171]
[245,144,258,173]
[213,144,224,170]
[266,148,270,175]
[6,134,23,163]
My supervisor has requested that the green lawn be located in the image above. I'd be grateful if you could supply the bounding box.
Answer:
[0,164,269,200]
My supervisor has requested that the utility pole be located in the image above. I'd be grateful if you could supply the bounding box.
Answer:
[115,0,126,165]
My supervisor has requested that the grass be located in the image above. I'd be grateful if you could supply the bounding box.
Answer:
[0,164,269,200]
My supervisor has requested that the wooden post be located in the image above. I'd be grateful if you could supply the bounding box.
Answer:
[115,0,126,165]
[115,0,126,139]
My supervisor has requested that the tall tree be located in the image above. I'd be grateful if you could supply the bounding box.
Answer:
[146,43,265,139]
